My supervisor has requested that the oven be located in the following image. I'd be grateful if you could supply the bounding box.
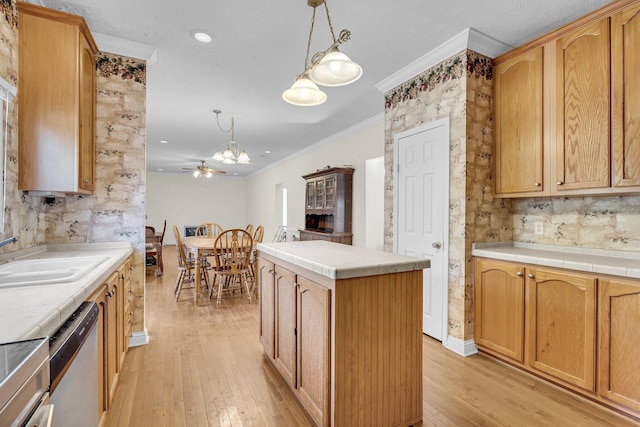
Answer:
[48,301,99,427]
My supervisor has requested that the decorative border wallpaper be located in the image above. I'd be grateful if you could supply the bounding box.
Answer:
[97,54,146,86]
[1,0,17,29]
[384,54,492,110]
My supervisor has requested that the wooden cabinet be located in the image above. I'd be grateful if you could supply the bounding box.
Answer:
[555,18,611,192]
[301,167,353,245]
[274,265,297,388]
[87,257,131,427]
[598,278,640,414]
[475,256,640,419]
[260,247,423,427]
[104,271,120,404]
[474,259,526,363]
[259,259,276,359]
[17,3,97,195]
[493,47,544,196]
[296,275,330,426]
[492,0,640,197]
[526,267,597,391]
[612,3,640,188]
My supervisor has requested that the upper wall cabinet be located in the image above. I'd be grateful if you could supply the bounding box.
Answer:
[555,18,611,192]
[493,47,544,196]
[18,3,98,195]
[492,0,640,198]
[612,4,640,188]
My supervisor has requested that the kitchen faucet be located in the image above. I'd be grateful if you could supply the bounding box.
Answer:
[0,236,17,248]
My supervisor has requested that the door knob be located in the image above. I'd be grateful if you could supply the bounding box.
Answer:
[432,242,442,249]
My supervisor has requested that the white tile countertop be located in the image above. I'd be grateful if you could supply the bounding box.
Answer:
[0,242,133,343]
[257,240,430,280]
[472,242,640,279]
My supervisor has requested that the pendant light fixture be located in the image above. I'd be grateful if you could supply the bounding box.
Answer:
[282,0,362,106]
[211,110,250,165]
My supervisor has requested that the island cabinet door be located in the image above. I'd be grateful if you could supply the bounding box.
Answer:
[526,267,597,391]
[259,259,276,359]
[296,275,330,427]
[274,265,297,388]
[598,278,640,413]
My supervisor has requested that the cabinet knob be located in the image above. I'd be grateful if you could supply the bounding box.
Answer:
[83,179,89,184]
[533,182,540,187]
[528,273,534,279]
[432,242,442,249]
[516,271,523,277]
[556,181,564,185]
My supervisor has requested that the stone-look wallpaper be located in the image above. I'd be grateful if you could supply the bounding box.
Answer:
[512,196,640,250]
[0,0,44,250]
[1,2,146,337]
[42,52,147,335]
[384,51,512,341]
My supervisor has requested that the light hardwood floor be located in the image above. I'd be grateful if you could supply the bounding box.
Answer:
[107,247,639,427]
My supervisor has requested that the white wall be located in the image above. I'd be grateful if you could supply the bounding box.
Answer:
[247,115,385,248]
[146,172,249,245]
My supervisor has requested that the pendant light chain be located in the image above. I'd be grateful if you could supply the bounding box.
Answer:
[304,6,317,70]
[323,1,337,43]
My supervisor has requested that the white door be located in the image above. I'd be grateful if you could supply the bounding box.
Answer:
[394,118,449,340]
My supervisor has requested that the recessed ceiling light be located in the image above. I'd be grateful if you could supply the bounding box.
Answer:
[160,140,168,144]
[265,150,272,154]
[191,29,214,44]
[158,168,163,171]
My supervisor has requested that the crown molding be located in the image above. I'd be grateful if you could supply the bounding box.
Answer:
[93,33,158,65]
[375,27,512,93]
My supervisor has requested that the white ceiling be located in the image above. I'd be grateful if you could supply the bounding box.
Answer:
[34,0,613,177]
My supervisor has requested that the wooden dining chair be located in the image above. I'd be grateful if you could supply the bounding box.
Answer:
[173,225,210,301]
[245,224,255,236]
[249,225,265,292]
[195,222,223,237]
[209,228,254,306]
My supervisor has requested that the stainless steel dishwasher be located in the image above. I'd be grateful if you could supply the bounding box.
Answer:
[48,301,99,427]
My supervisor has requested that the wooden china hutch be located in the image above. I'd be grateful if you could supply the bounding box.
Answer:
[299,167,353,245]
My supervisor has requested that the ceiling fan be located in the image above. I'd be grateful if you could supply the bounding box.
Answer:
[182,160,226,178]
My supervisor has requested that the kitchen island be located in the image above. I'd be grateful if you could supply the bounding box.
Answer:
[257,241,429,427]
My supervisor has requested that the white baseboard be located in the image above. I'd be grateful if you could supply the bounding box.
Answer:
[444,336,478,357]
[129,328,149,347]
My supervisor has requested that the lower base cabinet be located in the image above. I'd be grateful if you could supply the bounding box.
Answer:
[598,278,640,413]
[88,257,132,426]
[475,257,640,421]
[260,253,422,427]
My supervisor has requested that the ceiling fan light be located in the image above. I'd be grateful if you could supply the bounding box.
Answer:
[205,170,213,178]
[282,74,327,106]
[212,151,224,161]
[193,170,200,178]
[310,49,363,87]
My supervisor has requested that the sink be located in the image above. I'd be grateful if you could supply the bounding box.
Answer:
[0,255,108,288]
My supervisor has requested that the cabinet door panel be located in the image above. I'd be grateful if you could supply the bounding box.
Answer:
[598,278,640,412]
[527,268,596,391]
[612,5,640,187]
[555,18,610,191]
[259,260,276,359]
[474,259,525,363]
[274,266,297,388]
[494,47,544,195]
[297,276,330,427]
[79,34,96,192]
